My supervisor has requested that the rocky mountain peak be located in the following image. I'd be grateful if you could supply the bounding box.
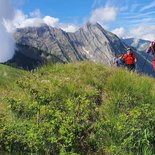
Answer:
[80,22,105,34]
[14,22,127,66]
[12,23,154,75]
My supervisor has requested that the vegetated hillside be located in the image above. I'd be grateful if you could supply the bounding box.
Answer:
[0,64,26,118]
[0,64,25,87]
[0,62,155,155]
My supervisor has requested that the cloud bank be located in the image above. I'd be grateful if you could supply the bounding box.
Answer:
[108,0,155,41]
[0,0,15,63]
[112,27,126,38]
[89,6,118,24]
[6,9,78,33]
[3,0,155,52]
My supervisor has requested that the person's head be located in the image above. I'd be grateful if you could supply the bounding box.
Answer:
[152,41,155,48]
[127,48,132,55]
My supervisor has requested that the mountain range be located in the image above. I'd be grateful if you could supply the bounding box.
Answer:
[9,22,154,76]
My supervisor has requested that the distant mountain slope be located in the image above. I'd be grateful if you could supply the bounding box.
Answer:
[13,23,154,76]
[14,24,86,63]
[14,23,127,66]
[123,38,150,52]
[67,22,126,65]
[123,38,154,76]
[8,44,64,70]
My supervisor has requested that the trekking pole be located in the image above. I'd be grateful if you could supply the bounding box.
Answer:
[141,53,149,72]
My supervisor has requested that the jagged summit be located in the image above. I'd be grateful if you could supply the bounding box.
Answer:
[15,22,126,65]
[13,22,154,75]
[80,22,105,32]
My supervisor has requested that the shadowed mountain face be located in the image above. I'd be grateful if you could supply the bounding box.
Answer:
[12,23,154,76]
[7,44,64,70]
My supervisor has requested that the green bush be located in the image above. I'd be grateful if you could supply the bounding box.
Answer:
[0,62,155,155]
[95,70,155,155]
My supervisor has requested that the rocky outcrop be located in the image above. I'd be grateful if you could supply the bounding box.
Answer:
[14,23,127,65]
[15,25,86,63]
[13,23,154,76]
[67,22,126,65]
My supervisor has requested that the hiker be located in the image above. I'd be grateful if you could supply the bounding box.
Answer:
[146,40,155,71]
[113,55,124,67]
[121,48,137,71]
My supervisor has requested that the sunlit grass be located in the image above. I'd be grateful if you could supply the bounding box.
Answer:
[0,62,155,154]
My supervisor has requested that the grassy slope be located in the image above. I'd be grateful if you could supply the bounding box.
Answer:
[0,64,26,110]
[0,62,155,154]
[0,64,26,87]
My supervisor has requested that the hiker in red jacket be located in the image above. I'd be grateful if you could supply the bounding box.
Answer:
[146,40,155,71]
[121,48,137,71]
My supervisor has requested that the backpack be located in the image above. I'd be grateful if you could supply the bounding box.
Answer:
[121,53,135,65]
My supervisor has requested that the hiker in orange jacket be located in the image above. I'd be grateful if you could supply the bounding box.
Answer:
[121,48,137,71]
[146,40,155,71]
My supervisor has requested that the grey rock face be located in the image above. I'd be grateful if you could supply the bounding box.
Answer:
[13,23,154,76]
[14,23,127,66]
[68,22,126,65]
[123,38,151,52]
[15,25,85,63]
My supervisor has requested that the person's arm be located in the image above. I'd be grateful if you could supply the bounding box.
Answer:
[121,54,126,60]
[134,58,137,63]
[133,53,137,63]
[146,43,153,53]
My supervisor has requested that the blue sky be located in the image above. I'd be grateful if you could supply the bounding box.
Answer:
[11,0,155,40]
[13,0,95,24]
[22,0,94,23]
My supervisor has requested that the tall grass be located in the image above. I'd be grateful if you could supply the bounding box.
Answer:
[0,62,155,154]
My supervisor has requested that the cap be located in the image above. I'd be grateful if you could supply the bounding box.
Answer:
[127,48,131,51]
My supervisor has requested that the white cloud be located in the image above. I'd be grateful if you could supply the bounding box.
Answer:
[140,1,155,12]
[43,16,59,27]
[4,10,43,31]
[89,6,118,24]
[29,9,42,18]
[112,25,155,41]
[60,24,78,33]
[6,9,78,33]
[129,25,155,41]
[18,18,43,28]
[0,0,14,20]
[0,24,15,62]
[0,0,15,63]
[112,27,126,38]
